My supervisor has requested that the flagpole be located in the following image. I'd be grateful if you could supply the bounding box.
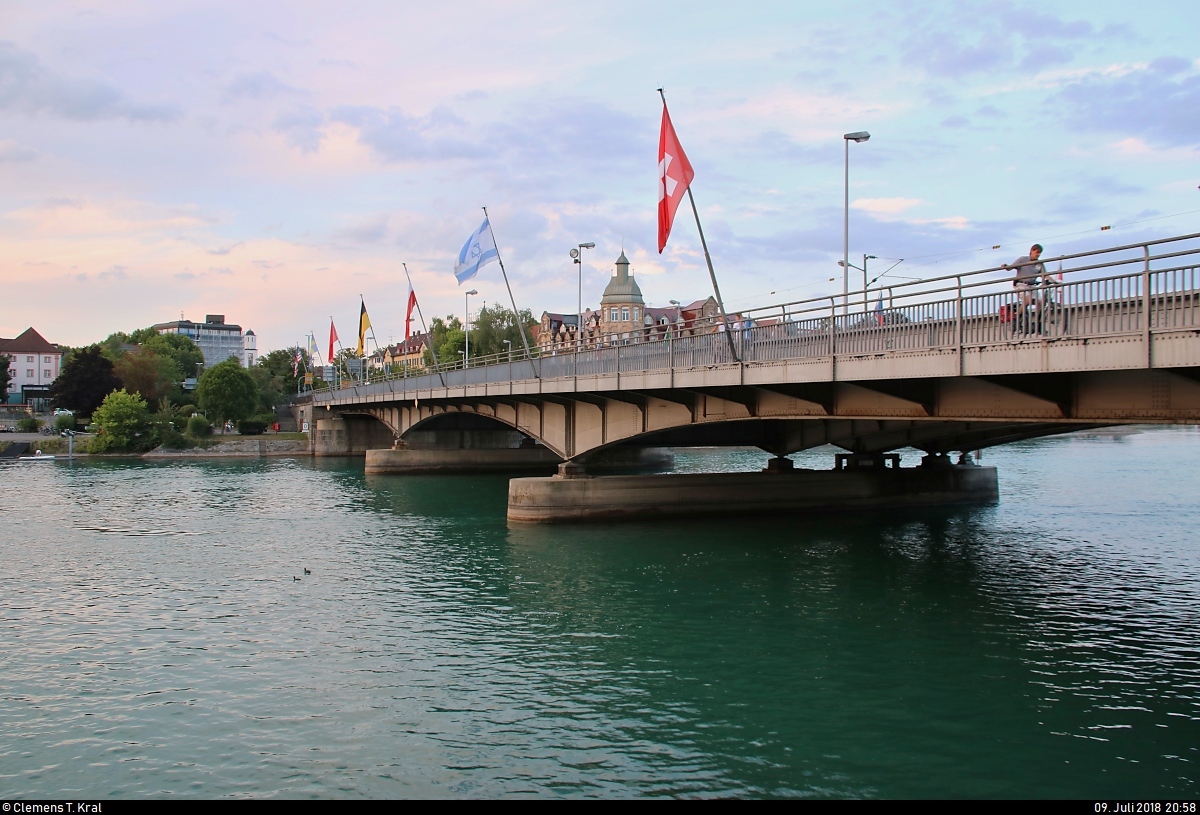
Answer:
[657,89,739,362]
[331,316,349,388]
[402,263,447,387]
[481,206,538,377]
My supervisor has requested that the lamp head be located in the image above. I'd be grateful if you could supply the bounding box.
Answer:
[843,131,871,143]
[837,261,847,267]
[866,255,878,260]
[466,289,478,296]
[580,242,595,249]
[570,248,580,259]
[669,299,680,306]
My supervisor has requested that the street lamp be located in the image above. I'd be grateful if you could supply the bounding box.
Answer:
[504,339,512,361]
[843,130,871,317]
[570,242,595,351]
[464,289,477,366]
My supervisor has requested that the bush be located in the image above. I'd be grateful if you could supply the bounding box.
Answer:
[155,425,192,449]
[187,415,213,437]
[176,404,197,417]
[237,419,267,435]
[54,414,76,432]
[90,389,152,452]
[17,417,41,433]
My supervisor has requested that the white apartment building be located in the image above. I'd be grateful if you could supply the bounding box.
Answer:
[1,327,62,406]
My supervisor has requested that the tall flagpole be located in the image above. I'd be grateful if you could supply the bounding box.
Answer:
[481,206,538,376]
[330,315,350,389]
[402,262,446,387]
[657,88,739,362]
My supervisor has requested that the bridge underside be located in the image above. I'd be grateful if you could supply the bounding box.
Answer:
[331,367,1200,461]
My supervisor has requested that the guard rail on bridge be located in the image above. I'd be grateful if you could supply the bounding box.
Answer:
[317,233,1200,397]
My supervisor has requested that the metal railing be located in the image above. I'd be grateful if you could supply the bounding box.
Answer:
[315,233,1200,400]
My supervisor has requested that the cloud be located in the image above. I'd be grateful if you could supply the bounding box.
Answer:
[941,115,969,128]
[273,106,326,152]
[852,198,923,216]
[330,104,483,163]
[898,2,1102,79]
[333,215,390,244]
[1050,61,1200,148]
[0,41,179,122]
[223,71,304,102]
[0,138,37,163]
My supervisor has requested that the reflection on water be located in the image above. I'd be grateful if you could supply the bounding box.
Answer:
[1,428,1198,798]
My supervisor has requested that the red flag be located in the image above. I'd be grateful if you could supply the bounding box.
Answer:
[328,319,339,362]
[404,284,418,342]
[658,104,695,253]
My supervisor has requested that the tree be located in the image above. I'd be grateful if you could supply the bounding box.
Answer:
[469,305,537,359]
[49,345,122,418]
[113,348,179,404]
[141,332,204,381]
[89,389,151,452]
[258,348,307,395]
[0,353,11,403]
[195,358,259,430]
[423,315,465,368]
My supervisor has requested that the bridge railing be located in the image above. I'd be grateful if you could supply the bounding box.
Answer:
[315,233,1200,398]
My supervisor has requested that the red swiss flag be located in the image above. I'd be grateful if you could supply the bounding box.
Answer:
[658,104,695,253]
[404,284,418,342]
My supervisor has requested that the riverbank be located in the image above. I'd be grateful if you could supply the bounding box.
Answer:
[1,435,311,459]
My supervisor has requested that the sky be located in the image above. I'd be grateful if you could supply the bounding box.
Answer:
[2,0,1198,352]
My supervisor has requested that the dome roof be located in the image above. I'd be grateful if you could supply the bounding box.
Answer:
[600,252,644,305]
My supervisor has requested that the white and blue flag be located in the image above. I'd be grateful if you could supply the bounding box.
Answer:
[454,218,498,284]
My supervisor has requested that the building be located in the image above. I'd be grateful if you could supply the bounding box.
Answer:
[536,252,725,352]
[369,333,431,374]
[1,327,63,406]
[153,315,253,369]
[598,252,647,346]
[243,329,257,368]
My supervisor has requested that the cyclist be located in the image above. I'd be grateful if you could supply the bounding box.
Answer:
[1003,244,1048,335]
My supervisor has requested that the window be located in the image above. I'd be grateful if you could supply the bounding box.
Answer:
[43,356,51,363]
[609,308,618,321]
[621,308,630,322]
[44,369,51,378]
[633,308,640,321]
[27,369,35,377]
[26,356,34,362]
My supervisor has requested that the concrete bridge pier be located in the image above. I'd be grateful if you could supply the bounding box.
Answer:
[313,415,395,457]
[508,452,998,524]
[365,428,561,474]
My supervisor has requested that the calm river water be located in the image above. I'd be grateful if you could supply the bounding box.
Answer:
[2,428,1199,799]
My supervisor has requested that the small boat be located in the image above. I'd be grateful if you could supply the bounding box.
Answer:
[18,452,56,461]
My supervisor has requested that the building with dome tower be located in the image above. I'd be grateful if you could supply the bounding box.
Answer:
[599,251,645,346]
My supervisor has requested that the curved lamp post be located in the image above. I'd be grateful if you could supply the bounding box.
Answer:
[464,289,477,365]
[571,242,595,350]
[843,130,870,317]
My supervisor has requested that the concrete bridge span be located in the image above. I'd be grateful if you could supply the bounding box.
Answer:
[311,233,1200,519]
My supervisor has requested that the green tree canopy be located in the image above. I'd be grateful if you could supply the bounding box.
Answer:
[423,315,464,369]
[0,353,11,402]
[90,389,151,452]
[469,305,537,360]
[196,358,259,429]
[113,348,179,404]
[258,348,309,394]
[141,332,204,380]
[50,345,122,418]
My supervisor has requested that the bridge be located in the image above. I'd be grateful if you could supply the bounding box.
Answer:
[311,233,1200,520]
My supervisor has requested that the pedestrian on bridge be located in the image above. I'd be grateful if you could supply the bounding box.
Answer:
[1004,244,1048,335]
